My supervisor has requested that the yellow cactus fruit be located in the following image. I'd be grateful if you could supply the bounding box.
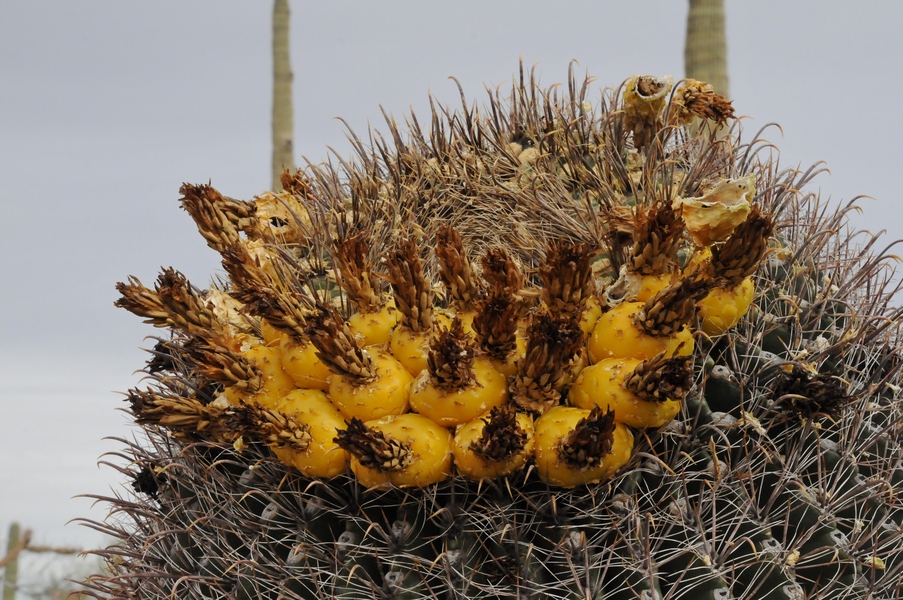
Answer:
[533,406,634,488]
[454,406,534,480]
[591,276,712,362]
[472,286,524,377]
[695,205,774,336]
[389,326,433,377]
[333,232,398,347]
[411,356,508,427]
[234,343,295,409]
[579,295,604,335]
[634,273,672,303]
[305,307,412,421]
[329,350,412,421]
[259,318,286,347]
[410,318,508,426]
[569,354,692,428]
[271,389,348,479]
[337,414,453,488]
[510,314,585,414]
[347,301,399,347]
[588,301,693,362]
[697,277,755,336]
[605,203,683,307]
[279,337,332,391]
[605,270,673,306]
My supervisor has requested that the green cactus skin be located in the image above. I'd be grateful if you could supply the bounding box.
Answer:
[81,66,903,599]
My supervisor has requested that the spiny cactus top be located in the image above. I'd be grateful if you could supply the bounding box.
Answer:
[85,65,903,600]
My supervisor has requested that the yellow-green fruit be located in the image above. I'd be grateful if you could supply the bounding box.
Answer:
[347,302,398,347]
[329,350,412,421]
[280,338,332,391]
[453,412,534,480]
[533,406,634,488]
[588,302,693,362]
[271,389,348,479]
[697,277,755,336]
[409,357,508,426]
[350,413,453,488]
[569,358,681,428]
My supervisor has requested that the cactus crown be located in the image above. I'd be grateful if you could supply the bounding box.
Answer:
[85,64,903,600]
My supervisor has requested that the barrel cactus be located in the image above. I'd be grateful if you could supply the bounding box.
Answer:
[82,65,903,599]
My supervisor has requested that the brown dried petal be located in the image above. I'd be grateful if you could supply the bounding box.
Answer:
[558,407,616,470]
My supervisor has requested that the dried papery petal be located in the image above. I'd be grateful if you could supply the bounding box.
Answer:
[427,317,475,391]
[334,417,413,472]
[472,291,519,361]
[304,306,376,383]
[558,406,615,470]
[334,231,381,312]
[246,190,311,245]
[623,352,693,403]
[385,237,433,333]
[709,205,774,286]
[436,224,482,311]
[622,74,673,150]
[539,240,597,319]
[634,276,712,337]
[669,79,735,126]
[675,176,755,247]
[469,405,528,463]
[511,313,584,414]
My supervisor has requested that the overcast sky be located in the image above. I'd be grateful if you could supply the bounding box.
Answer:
[2,1,902,561]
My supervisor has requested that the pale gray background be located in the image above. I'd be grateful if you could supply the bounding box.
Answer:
[2,1,901,560]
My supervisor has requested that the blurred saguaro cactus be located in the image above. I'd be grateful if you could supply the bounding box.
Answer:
[685,0,728,96]
[271,0,294,191]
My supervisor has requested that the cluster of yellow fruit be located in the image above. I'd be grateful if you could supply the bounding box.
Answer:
[117,76,773,489]
[118,181,771,490]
